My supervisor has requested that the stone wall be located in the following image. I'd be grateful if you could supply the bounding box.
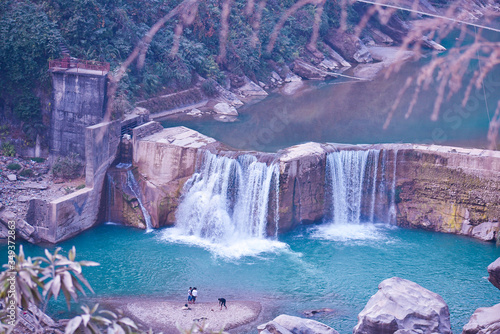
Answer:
[26,121,120,243]
[50,70,107,159]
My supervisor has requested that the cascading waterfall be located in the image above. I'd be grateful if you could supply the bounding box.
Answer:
[126,170,153,232]
[325,149,398,226]
[326,150,377,224]
[174,151,280,243]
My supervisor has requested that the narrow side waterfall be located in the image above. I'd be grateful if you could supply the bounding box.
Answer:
[388,150,398,224]
[326,150,379,225]
[126,170,153,232]
[174,151,280,244]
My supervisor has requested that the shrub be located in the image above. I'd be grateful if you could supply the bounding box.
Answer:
[7,163,21,170]
[52,153,83,179]
[76,184,85,190]
[1,142,16,157]
[19,168,34,177]
[201,79,219,97]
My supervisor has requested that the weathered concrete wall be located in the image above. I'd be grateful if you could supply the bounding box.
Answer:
[26,121,120,243]
[50,70,107,159]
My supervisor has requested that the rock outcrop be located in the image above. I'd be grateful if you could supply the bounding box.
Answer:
[324,29,373,63]
[462,303,500,334]
[117,125,226,227]
[291,59,335,80]
[353,277,452,334]
[277,142,332,232]
[487,257,500,291]
[105,127,500,243]
[258,314,339,334]
[396,145,500,242]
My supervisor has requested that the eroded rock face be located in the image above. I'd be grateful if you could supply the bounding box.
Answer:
[291,59,334,80]
[324,30,373,63]
[353,277,451,334]
[258,315,339,334]
[277,142,330,232]
[487,257,500,291]
[462,303,500,334]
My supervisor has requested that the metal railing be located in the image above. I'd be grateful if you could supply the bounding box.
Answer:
[49,58,110,75]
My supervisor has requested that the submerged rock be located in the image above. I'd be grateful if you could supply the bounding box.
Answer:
[353,277,451,334]
[258,314,339,334]
[487,257,500,291]
[303,308,335,317]
[462,303,500,334]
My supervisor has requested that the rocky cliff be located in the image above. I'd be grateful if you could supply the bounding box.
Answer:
[107,126,500,242]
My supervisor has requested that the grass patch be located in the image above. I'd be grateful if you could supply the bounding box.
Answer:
[30,157,45,163]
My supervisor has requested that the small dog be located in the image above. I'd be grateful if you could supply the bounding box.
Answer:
[218,298,227,310]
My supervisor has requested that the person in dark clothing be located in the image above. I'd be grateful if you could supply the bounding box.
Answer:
[218,298,227,310]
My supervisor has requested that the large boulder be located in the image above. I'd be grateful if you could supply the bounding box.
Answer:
[213,102,238,116]
[324,29,372,63]
[487,257,500,291]
[462,303,500,334]
[471,222,499,241]
[353,277,451,334]
[291,59,334,80]
[258,321,293,334]
[258,314,339,334]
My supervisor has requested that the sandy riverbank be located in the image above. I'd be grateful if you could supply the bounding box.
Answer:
[101,297,262,333]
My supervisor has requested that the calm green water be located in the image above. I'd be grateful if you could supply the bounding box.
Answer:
[162,44,499,152]
[4,223,499,333]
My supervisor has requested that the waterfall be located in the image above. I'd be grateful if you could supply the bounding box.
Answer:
[175,151,280,243]
[388,150,398,224]
[326,150,381,225]
[126,170,153,232]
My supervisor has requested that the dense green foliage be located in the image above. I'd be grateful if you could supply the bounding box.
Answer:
[0,0,353,143]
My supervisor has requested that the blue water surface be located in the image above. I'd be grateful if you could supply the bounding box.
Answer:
[3,222,499,333]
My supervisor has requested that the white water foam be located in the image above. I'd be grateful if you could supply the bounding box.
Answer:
[309,223,387,242]
[160,228,289,259]
[160,151,282,259]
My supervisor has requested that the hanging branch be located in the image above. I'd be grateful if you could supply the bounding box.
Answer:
[307,0,327,52]
[266,0,322,53]
[488,101,500,150]
[250,0,267,47]
[217,0,234,64]
[105,0,199,122]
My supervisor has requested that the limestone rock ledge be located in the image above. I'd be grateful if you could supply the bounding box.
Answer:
[487,257,500,291]
[353,277,452,334]
[258,314,339,334]
[462,303,500,334]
